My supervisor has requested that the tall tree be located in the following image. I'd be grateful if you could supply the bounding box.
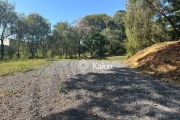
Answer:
[83,14,110,32]
[73,18,91,59]
[70,26,79,58]
[24,13,50,58]
[84,30,105,57]
[44,35,58,58]
[145,0,180,40]
[39,18,51,58]
[124,0,167,56]
[101,10,126,55]
[0,0,17,59]
[15,13,26,59]
[53,21,71,59]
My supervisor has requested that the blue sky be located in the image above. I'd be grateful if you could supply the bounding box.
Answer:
[8,0,126,28]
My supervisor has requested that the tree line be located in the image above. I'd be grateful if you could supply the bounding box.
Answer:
[0,0,179,59]
[0,1,51,59]
[124,0,180,56]
[0,0,126,59]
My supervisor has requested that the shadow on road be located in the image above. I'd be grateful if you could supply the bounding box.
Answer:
[42,67,180,120]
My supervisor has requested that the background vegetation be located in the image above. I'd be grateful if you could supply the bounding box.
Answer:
[0,0,179,60]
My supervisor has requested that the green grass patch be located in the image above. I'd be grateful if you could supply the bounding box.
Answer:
[86,56,127,61]
[0,59,49,76]
[103,56,127,61]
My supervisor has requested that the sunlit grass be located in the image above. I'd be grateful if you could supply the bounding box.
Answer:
[105,56,127,61]
[0,59,49,76]
[87,56,127,61]
[0,56,126,77]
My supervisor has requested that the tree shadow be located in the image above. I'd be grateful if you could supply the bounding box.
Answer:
[42,67,180,120]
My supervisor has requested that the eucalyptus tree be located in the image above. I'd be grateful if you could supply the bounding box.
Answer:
[124,0,179,56]
[38,18,51,58]
[52,27,62,58]
[69,26,79,58]
[101,10,126,55]
[145,0,180,40]
[83,14,110,32]
[0,0,18,59]
[83,13,126,56]
[44,35,57,58]
[73,18,91,59]
[124,0,164,56]
[24,13,51,58]
[14,13,26,58]
[53,21,73,59]
[85,30,105,57]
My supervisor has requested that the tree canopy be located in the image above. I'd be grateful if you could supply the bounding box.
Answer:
[0,0,179,59]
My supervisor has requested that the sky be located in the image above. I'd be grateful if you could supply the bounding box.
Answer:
[8,0,126,28]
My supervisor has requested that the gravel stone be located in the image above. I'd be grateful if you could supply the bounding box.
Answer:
[0,60,180,120]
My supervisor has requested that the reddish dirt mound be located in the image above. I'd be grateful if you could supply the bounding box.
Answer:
[126,41,180,83]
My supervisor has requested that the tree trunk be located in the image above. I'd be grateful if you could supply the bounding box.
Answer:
[62,48,64,57]
[17,40,20,59]
[65,49,67,59]
[59,51,62,58]
[42,42,47,58]
[91,51,93,57]
[51,51,54,58]
[78,39,80,59]
[17,48,20,59]
[99,38,103,58]
[1,40,4,59]
[74,50,76,58]
[159,12,179,40]
[30,49,34,59]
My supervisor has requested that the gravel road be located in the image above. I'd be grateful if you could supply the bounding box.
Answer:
[0,60,180,120]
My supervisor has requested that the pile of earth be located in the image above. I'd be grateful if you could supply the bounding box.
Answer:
[125,41,180,83]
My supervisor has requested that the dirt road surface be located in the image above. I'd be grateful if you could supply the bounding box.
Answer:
[0,60,180,120]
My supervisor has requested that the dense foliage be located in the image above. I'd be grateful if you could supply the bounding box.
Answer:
[0,0,179,59]
[124,0,180,56]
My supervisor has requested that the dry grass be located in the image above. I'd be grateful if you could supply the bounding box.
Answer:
[0,59,49,76]
[105,56,127,61]
[125,41,180,83]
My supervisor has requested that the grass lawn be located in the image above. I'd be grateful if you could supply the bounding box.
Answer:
[0,59,50,77]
